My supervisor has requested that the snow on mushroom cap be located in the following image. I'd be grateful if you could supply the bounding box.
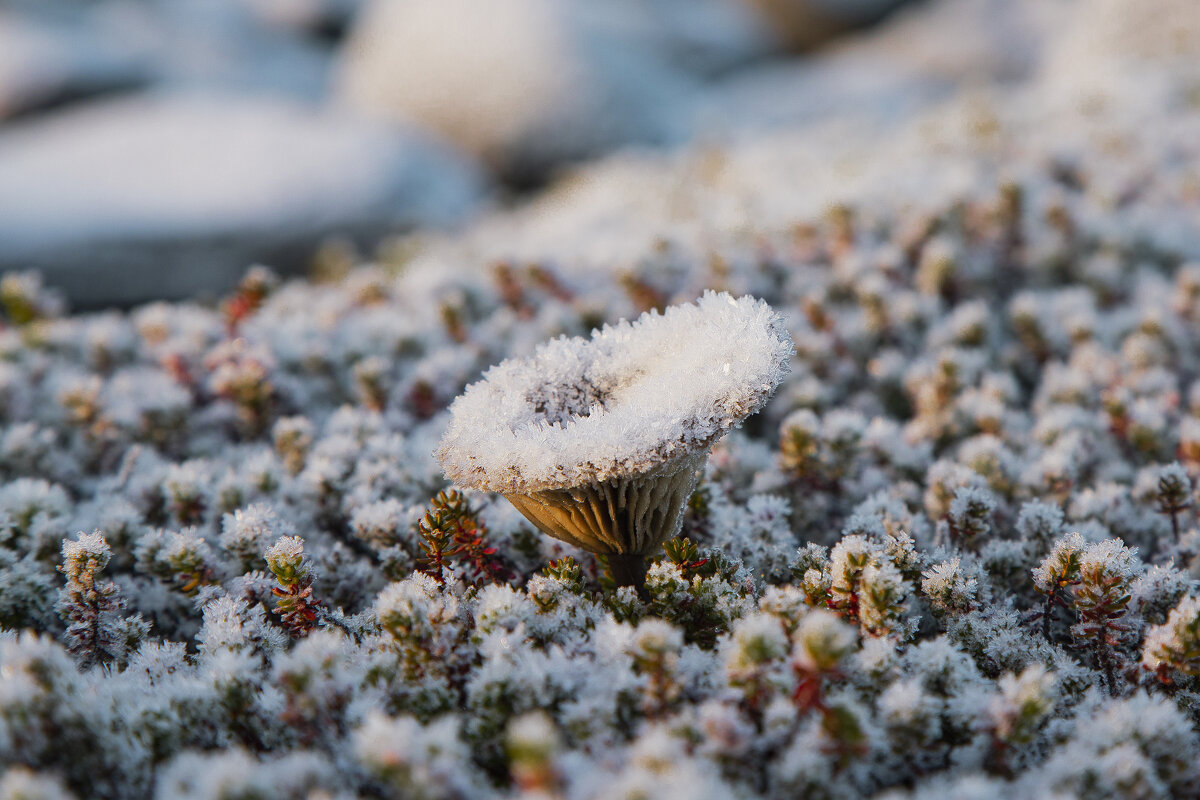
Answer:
[436,291,794,494]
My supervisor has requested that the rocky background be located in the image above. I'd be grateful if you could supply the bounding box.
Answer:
[0,0,915,308]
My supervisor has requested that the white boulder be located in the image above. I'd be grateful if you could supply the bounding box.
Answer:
[335,0,719,180]
[0,93,486,307]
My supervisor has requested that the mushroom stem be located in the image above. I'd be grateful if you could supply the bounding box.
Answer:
[607,553,649,598]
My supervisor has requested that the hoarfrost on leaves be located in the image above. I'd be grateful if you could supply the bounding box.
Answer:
[5,0,1200,797]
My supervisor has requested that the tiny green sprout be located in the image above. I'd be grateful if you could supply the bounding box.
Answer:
[663,537,712,577]
[542,556,583,587]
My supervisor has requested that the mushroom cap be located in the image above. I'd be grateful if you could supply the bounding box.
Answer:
[436,291,794,495]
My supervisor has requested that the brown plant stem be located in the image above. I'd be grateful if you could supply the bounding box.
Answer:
[608,553,649,598]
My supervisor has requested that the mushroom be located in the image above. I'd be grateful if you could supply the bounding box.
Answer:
[436,291,793,591]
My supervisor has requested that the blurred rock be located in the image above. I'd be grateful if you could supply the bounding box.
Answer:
[0,10,148,120]
[335,0,771,182]
[699,0,1059,137]
[584,0,779,79]
[741,0,910,52]
[231,0,366,37]
[0,94,486,309]
[122,0,336,101]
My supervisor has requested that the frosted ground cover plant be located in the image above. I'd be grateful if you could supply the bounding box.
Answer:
[6,178,1200,799]
[6,4,1200,799]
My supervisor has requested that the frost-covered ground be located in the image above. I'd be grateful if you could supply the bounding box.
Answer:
[6,0,1200,799]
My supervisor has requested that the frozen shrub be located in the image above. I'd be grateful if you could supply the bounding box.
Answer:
[375,572,460,644]
[0,548,56,630]
[0,477,71,557]
[372,573,472,717]
[270,629,361,746]
[205,339,276,437]
[1069,540,1139,694]
[793,608,857,675]
[1130,562,1192,625]
[944,486,997,550]
[142,527,218,595]
[0,271,63,324]
[219,503,285,572]
[628,618,685,717]
[265,536,319,637]
[349,498,410,550]
[196,594,286,659]
[921,557,979,616]
[1032,531,1086,642]
[823,534,911,638]
[1036,692,1200,799]
[1142,594,1200,680]
[507,712,564,794]
[644,553,754,647]
[984,664,1057,747]
[415,489,507,586]
[779,408,867,488]
[709,493,796,582]
[1015,500,1065,556]
[723,612,791,713]
[56,532,147,668]
[271,416,313,476]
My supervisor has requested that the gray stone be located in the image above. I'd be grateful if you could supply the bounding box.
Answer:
[335,0,721,182]
[0,93,486,308]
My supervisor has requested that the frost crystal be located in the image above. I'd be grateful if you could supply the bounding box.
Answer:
[921,558,978,615]
[220,503,285,569]
[1032,532,1087,594]
[1142,594,1200,676]
[60,531,110,583]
